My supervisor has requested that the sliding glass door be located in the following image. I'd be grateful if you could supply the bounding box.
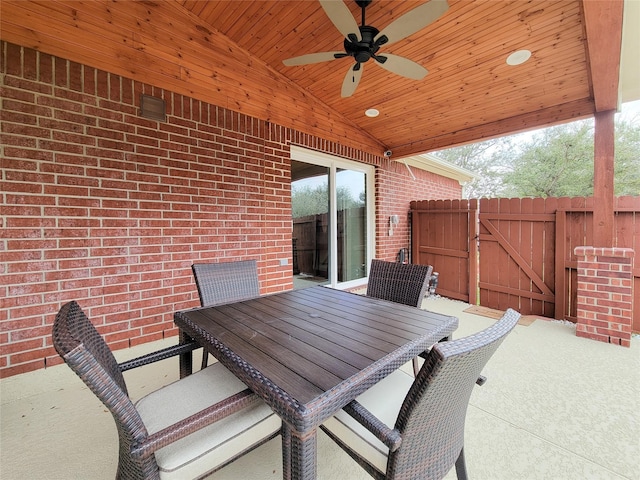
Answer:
[291,146,374,289]
[291,162,330,286]
[336,168,367,282]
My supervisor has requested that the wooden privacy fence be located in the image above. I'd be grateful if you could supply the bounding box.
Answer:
[410,196,640,330]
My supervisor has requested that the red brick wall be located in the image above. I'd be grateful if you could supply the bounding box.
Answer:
[575,246,634,347]
[376,160,461,261]
[0,42,461,377]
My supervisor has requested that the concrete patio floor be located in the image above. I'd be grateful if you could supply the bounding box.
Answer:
[1,295,638,480]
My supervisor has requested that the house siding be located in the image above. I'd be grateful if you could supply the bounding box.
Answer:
[0,41,461,377]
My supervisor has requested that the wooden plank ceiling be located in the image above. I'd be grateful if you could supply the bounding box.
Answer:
[0,0,623,158]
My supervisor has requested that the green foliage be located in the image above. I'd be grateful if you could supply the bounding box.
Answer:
[292,183,363,218]
[502,122,595,197]
[435,138,514,198]
[433,116,640,198]
[291,184,328,218]
[614,119,640,195]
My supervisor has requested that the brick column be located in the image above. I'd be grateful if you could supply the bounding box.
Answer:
[574,247,634,347]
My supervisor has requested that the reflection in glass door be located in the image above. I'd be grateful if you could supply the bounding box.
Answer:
[336,168,366,282]
[291,161,330,288]
[291,147,373,289]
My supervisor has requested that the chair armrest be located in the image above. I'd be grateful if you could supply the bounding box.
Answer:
[343,400,402,452]
[130,388,258,460]
[118,341,200,372]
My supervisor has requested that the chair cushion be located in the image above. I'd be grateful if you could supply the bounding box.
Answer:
[322,368,414,473]
[135,362,280,480]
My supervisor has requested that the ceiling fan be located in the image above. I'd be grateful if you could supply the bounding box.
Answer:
[283,0,449,98]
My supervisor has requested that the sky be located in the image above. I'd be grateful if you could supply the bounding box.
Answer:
[617,99,640,123]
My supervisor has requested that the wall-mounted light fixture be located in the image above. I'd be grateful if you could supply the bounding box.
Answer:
[389,215,399,236]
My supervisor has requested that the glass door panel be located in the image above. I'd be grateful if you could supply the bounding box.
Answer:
[336,168,367,282]
[291,161,330,288]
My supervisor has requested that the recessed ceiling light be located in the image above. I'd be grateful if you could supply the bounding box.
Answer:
[506,49,531,66]
[365,108,380,117]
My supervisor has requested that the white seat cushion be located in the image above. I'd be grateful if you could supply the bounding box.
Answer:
[322,368,414,473]
[135,362,281,480]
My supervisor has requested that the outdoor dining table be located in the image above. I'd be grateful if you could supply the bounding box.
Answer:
[174,285,459,480]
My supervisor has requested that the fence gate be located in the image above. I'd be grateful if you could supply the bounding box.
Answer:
[410,199,478,303]
[478,198,556,316]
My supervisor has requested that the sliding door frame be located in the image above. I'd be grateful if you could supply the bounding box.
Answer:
[291,145,375,289]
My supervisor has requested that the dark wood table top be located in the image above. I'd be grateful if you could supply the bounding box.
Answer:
[175,286,458,425]
[174,286,458,479]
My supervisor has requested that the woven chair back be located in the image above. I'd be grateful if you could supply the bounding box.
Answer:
[192,260,260,307]
[52,301,156,479]
[388,309,520,479]
[53,301,128,393]
[366,259,433,308]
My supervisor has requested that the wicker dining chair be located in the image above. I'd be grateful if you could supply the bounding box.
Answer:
[366,259,433,308]
[321,308,521,480]
[192,260,260,308]
[192,260,261,368]
[52,301,280,480]
[366,259,434,375]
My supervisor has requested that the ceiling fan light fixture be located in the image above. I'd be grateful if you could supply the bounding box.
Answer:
[506,49,531,66]
[365,108,380,117]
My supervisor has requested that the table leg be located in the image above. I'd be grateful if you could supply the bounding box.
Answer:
[179,330,194,378]
[282,423,317,480]
[282,424,291,480]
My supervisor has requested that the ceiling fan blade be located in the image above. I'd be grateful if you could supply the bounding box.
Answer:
[319,0,361,41]
[283,51,345,66]
[375,54,428,80]
[341,64,363,97]
[375,0,449,46]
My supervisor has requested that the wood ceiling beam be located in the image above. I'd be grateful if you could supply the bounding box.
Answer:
[391,98,595,157]
[582,1,621,246]
[582,0,624,112]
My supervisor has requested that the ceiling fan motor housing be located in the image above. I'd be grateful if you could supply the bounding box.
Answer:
[344,25,387,64]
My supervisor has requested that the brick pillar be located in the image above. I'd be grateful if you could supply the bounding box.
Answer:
[574,246,634,347]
